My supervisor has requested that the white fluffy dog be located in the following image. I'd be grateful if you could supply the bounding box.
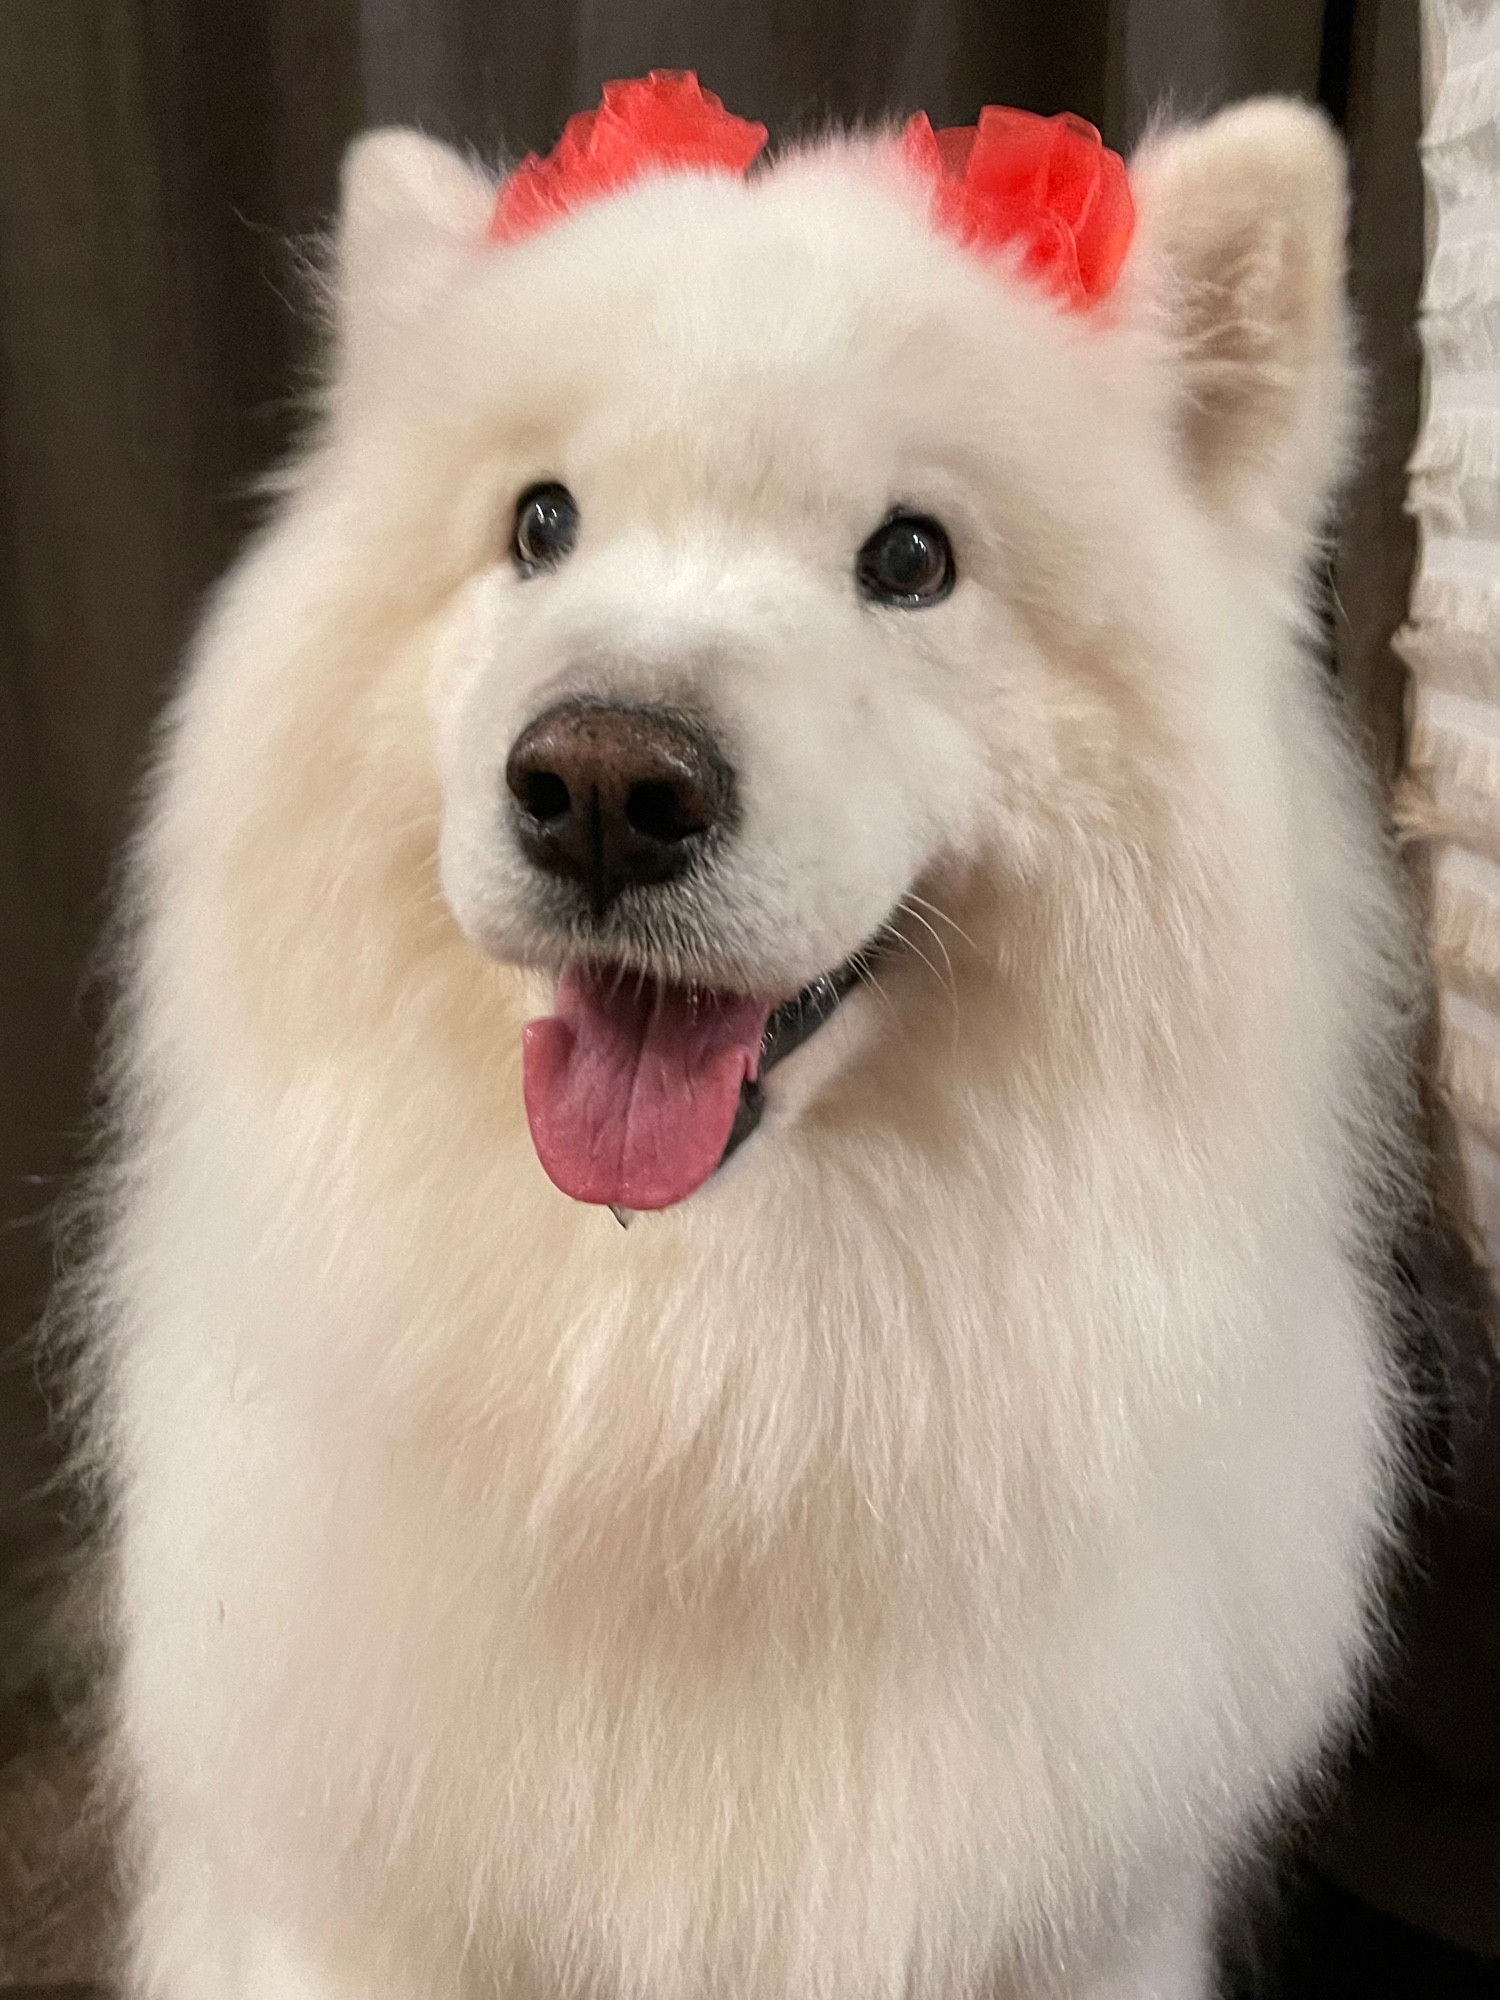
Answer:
[86,84,1415,2000]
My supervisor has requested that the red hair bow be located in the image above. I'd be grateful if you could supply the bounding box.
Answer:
[489,73,1134,311]
[491,71,767,243]
[901,107,1133,309]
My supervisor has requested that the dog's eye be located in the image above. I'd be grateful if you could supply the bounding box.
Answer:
[855,512,955,607]
[512,483,579,574]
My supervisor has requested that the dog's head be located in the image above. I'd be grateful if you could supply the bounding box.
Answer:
[321,94,1350,1213]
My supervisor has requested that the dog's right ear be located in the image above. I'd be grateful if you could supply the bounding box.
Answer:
[333,130,495,400]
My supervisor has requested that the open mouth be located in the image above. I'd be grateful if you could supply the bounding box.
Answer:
[521,953,869,1213]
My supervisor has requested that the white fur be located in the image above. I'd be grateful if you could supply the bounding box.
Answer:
[82,102,1416,2000]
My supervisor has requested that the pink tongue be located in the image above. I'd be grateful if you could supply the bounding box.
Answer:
[522,968,773,1210]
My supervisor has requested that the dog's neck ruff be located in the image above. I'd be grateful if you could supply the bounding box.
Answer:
[489,70,1133,310]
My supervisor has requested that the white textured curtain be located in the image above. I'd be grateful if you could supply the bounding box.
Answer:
[1402,0,1500,1270]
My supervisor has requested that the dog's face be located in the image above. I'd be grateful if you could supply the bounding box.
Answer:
[432,174,995,994]
[328,112,1348,1211]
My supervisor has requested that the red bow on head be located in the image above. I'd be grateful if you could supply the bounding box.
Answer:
[489,71,1134,312]
[901,107,1133,309]
[491,72,767,244]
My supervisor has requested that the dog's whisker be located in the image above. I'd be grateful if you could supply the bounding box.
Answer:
[850,955,902,1031]
[900,934,955,1011]
[898,900,958,996]
[897,905,963,1055]
[902,890,979,956]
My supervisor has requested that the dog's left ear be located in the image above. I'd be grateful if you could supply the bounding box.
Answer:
[1128,100,1354,542]
[333,130,495,401]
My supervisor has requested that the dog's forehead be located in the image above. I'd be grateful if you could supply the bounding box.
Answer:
[458,165,1048,472]
[505,165,937,357]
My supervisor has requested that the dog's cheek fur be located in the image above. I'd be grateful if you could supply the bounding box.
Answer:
[78,104,1423,2000]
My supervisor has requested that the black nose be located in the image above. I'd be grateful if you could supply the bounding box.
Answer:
[505,701,735,917]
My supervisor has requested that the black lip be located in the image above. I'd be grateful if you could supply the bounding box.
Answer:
[716,954,868,1172]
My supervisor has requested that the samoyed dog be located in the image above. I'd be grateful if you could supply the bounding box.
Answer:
[87,79,1415,2000]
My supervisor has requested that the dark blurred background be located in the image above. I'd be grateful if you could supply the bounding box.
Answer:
[1,1,1494,1994]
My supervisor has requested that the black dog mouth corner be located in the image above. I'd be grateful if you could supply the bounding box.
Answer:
[716,954,869,1172]
[602,932,890,1226]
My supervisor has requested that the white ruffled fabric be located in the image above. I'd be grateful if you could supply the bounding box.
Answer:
[1399,0,1500,1266]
